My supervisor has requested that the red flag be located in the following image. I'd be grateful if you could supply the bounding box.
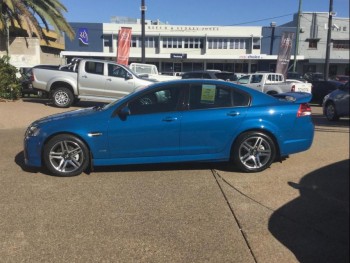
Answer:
[116,27,132,65]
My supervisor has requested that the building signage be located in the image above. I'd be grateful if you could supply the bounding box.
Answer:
[171,53,187,59]
[78,28,89,46]
[238,54,267,59]
[148,25,219,32]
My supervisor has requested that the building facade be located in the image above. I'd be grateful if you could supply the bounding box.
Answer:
[282,12,350,76]
[0,28,65,69]
[62,19,286,74]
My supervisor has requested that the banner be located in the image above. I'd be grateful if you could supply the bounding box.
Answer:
[116,27,132,65]
[276,32,295,78]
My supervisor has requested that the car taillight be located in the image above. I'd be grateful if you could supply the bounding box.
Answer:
[30,74,34,82]
[291,85,295,92]
[297,103,312,117]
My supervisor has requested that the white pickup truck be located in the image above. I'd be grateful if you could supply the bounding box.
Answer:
[129,63,180,82]
[237,73,312,95]
[32,58,154,108]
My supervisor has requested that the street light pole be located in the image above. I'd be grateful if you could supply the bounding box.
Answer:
[324,0,334,80]
[141,0,146,63]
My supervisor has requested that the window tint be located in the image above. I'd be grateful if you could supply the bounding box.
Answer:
[189,84,250,110]
[182,72,203,79]
[128,86,181,115]
[216,72,234,81]
[85,62,104,75]
[251,74,263,83]
[108,64,127,78]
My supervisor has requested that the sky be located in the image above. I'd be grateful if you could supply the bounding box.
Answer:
[59,0,349,26]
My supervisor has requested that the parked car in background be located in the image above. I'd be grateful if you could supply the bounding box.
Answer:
[19,68,36,97]
[304,72,324,82]
[287,72,306,82]
[332,75,350,83]
[32,58,153,108]
[181,70,239,81]
[236,72,312,95]
[129,63,180,82]
[322,81,349,121]
[24,79,314,177]
[310,80,344,105]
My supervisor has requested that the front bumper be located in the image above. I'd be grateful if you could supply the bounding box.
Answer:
[24,135,43,168]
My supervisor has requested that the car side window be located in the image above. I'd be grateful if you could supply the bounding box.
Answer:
[85,61,104,75]
[238,75,250,84]
[108,64,127,78]
[128,86,181,115]
[189,84,250,110]
[251,74,263,83]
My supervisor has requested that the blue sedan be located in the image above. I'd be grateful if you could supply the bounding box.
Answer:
[24,79,314,176]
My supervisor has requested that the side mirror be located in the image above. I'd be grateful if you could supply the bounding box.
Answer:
[125,73,133,80]
[118,106,130,121]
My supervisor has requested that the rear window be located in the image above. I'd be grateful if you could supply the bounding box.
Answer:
[85,61,104,75]
[182,72,203,79]
[215,72,235,81]
[189,84,250,110]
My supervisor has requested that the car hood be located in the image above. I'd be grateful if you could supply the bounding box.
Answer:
[32,107,104,126]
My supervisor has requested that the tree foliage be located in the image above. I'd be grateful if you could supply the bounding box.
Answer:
[0,55,20,100]
[0,0,75,41]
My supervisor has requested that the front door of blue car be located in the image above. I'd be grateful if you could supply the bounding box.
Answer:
[108,85,184,158]
[180,83,250,156]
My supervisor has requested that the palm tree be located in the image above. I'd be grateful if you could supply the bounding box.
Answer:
[0,0,75,42]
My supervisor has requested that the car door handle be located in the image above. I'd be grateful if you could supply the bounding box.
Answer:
[162,117,178,122]
[106,78,112,81]
[227,111,240,117]
[81,75,88,78]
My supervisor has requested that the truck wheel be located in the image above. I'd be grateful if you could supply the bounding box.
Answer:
[52,87,74,108]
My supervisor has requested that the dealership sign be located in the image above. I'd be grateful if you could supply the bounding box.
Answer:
[78,28,88,46]
[171,53,187,59]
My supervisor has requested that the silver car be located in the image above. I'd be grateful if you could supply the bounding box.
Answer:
[323,81,349,121]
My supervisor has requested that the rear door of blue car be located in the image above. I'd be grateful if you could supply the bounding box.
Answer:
[180,82,249,156]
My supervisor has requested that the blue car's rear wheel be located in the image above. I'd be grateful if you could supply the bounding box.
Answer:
[43,134,89,176]
[233,131,276,172]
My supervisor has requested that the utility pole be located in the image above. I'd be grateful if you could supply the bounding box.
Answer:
[269,22,276,55]
[292,0,302,72]
[141,0,146,63]
[324,0,334,80]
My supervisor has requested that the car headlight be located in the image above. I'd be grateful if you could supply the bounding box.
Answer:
[25,125,41,137]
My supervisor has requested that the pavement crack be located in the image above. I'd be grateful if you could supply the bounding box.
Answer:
[211,169,258,263]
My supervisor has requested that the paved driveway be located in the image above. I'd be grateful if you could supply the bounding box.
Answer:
[0,99,349,262]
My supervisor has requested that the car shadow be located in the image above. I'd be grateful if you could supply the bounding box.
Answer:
[312,114,350,133]
[268,159,349,263]
[15,150,242,176]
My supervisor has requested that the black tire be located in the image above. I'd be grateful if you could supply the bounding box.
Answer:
[52,87,74,108]
[43,134,89,177]
[232,131,276,173]
[325,102,339,121]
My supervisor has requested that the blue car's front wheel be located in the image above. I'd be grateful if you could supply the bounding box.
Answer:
[232,131,276,173]
[43,134,89,176]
